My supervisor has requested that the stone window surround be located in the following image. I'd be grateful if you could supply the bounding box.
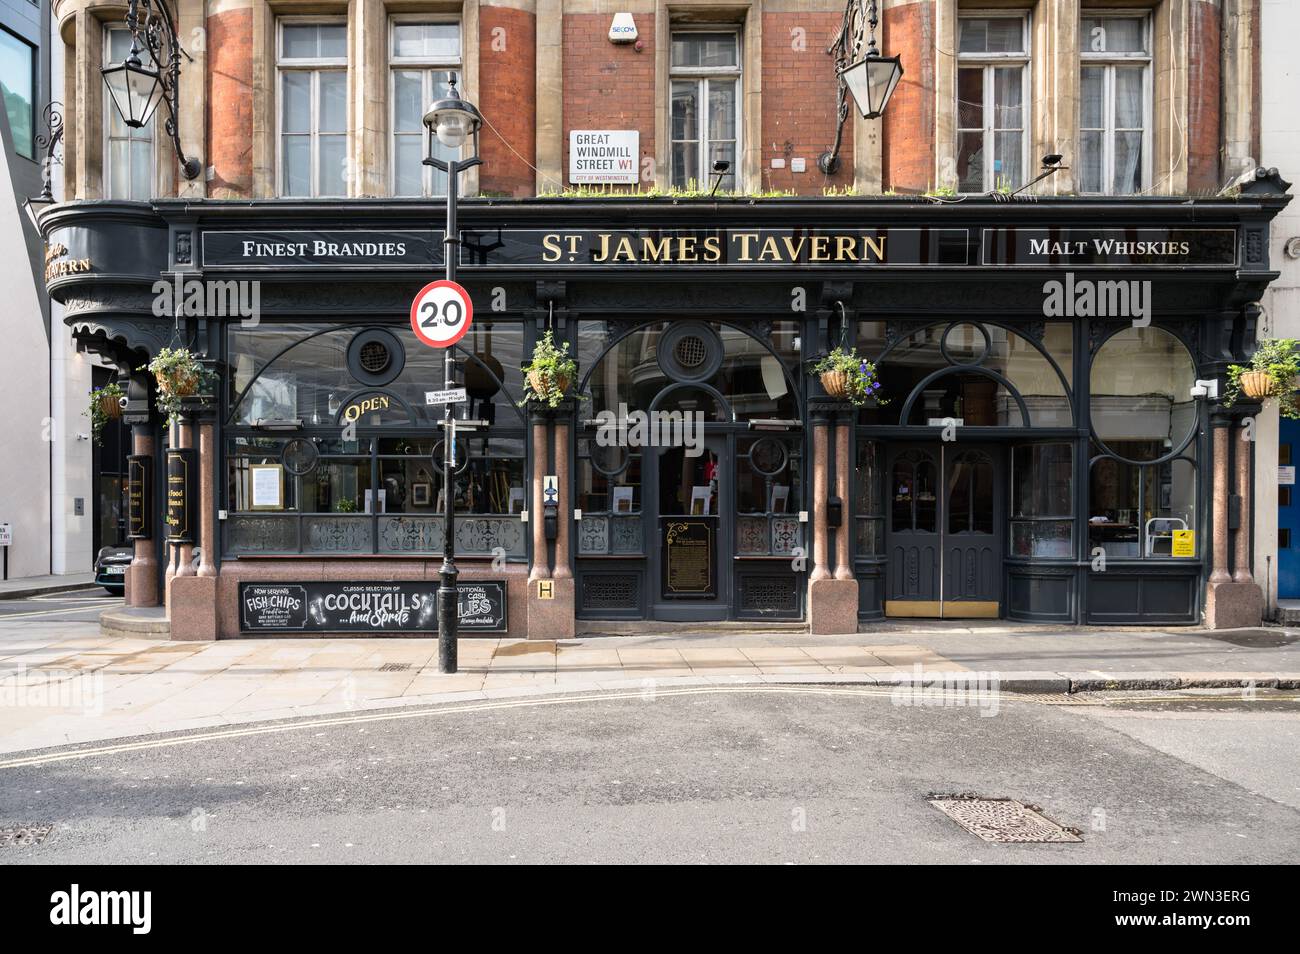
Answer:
[252,0,480,199]
[655,1,761,192]
[953,8,1032,194]
[58,3,184,200]
[934,0,1192,196]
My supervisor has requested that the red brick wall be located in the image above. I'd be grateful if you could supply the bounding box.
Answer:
[478,6,537,197]
[207,9,254,198]
[562,14,655,189]
[881,0,935,193]
[761,13,853,194]
[1186,0,1221,193]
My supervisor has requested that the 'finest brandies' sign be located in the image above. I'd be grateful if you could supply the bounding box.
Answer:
[202,230,443,269]
[239,581,508,634]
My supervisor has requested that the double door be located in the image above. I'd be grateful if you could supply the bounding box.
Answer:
[884,443,1002,618]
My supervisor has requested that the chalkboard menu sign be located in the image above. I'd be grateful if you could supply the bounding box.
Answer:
[662,519,715,599]
[127,454,152,540]
[239,580,508,634]
[165,448,195,543]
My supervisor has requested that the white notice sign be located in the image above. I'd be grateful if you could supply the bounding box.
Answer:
[426,387,468,405]
[569,130,640,185]
[1280,466,1295,485]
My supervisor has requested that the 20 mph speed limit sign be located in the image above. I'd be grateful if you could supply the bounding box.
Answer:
[409,279,473,348]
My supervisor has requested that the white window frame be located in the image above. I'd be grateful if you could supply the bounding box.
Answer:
[668,26,742,192]
[388,15,462,197]
[1079,10,1153,195]
[955,12,1031,195]
[103,25,157,200]
[276,18,349,198]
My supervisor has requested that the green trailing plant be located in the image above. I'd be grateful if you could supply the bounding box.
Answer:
[333,497,357,514]
[521,330,579,409]
[1224,338,1300,418]
[85,382,124,445]
[143,347,214,425]
[811,347,887,407]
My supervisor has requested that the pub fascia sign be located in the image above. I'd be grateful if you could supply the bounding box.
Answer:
[189,226,1238,270]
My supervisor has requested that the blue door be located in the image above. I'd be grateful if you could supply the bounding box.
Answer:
[1280,419,1300,598]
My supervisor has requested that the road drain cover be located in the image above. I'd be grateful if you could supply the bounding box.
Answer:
[0,824,54,848]
[929,796,1082,843]
[378,662,411,672]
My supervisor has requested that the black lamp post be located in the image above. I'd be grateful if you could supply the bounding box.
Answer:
[100,0,201,179]
[424,73,482,675]
[819,0,904,174]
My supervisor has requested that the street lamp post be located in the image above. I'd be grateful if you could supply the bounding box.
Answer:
[424,73,483,675]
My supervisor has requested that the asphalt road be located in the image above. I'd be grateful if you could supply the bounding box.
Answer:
[0,592,121,625]
[1,686,1296,864]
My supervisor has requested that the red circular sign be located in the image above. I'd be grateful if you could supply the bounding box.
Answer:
[409,279,473,349]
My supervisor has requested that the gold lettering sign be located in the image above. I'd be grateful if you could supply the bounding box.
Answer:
[341,394,392,423]
[43,242,93,283]
[538,230,888,265]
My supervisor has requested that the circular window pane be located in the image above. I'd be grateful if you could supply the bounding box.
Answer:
[940,322,989,365]
[358,340,390,374]
[749,437,787,476]
[281,437,320,477]
[1090,327,1197,462]
[590,442,630,477]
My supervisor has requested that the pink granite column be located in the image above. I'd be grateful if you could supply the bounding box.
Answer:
[810,419,830,582]
[553,419,572,579]
[1210,420,1231,584]
[1233,423,1253,583]
[175,416,196,579]
[197,419,218,578]
[834,420,853,581]
[126,426,159,607]
[163,418,179,610]
[528,418,550,582]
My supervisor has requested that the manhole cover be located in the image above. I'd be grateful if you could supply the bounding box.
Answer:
[929,797,1081,843]
[378,662,411,672]
[0,824,54,848]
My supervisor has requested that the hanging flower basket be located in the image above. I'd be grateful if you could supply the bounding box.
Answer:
[810,347,886,407]
[819,369,851,400]
[99,390,123,419]
[528,369,570,399]
[143,347,212,425]
[521,331,579,409]
[1225,339,1300,419]
[85,382,124,446]
[1239,370,1274,400]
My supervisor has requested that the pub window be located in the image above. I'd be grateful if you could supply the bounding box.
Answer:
[854,439,884,557]
[1088,448,1197,559]
[956,15,1029,193]
[223,322,527,559]
[576,439,645,556]
[669,29,740,192]
[0,26,35,160]
[1010,443,1073,558]
[390,19,461,197]
[735,435,803,557]
[104,27,155,199]
[1079,12,1151,195]
[278,20,348,197]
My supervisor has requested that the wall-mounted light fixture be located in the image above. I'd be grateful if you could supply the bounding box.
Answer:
[100,0,202,179]
[23,102,63,231]
[819,0,903,175]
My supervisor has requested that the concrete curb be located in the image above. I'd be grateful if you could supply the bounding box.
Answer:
[0,582,101,600]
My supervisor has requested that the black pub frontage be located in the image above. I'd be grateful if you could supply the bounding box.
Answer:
[40,176,1291,640]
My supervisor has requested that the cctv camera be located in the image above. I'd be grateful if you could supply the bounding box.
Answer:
[712,160,731,173]
[1041,154,1063,166]
[119,395,129,410]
